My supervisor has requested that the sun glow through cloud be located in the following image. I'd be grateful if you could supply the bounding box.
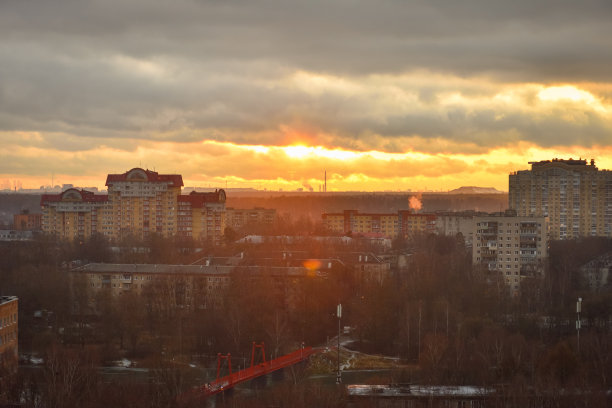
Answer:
[2,1,612,196]
[5,133,612,193]
[538,85,597,103]
[283,145,360,160]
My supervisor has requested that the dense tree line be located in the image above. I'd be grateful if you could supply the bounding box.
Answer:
[1,232,611,407]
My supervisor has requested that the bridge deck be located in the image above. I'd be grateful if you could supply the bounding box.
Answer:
[180,346,320,403]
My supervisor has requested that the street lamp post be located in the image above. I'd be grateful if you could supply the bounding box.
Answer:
[576,297,582,353]
[336,303,342,384]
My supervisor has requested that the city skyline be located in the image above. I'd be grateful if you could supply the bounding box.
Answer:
[2,0,612,191]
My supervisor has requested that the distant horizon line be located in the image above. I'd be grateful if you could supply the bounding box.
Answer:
[1,186,509,195]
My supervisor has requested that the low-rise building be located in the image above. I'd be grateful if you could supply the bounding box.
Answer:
[0,230,34,241]
[70,262,315,313]
[580,252,612,292]
[322,210,436,238]
[472,214,548,296]
[0,296,18,374]
[13,210,42,231]
[225,207,276,230]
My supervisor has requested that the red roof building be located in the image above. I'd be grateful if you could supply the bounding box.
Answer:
[41,169,226,243]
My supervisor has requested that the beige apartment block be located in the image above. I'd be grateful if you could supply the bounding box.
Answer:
[509,158,612,240]
[435,212,479,245]
[472,215,548,296]
[41,189,107,240]
[322,209,435,238]
[104,168,184,239]
[177,190,226,244]
[225,207,276,230]
[41,168,226,243]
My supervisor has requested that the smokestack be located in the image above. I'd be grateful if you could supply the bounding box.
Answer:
[325,170,327,193]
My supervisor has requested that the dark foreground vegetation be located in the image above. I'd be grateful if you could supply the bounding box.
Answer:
[0,230,611,407]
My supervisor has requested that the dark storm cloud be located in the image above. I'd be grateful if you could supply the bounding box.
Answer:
[1,0,611,153]
[3,0,610,79]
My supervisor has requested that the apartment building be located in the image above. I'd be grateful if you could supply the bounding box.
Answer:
[435,211,480,246]
[177,190,226,244]
[398,210,437,236]
[0,296,18,374]
[41,189,107,239]
[225,207,276,230]
[41,168,226,243]
[104,168,183,238]
[70,262,312,313]
[472,214,548,296]
[509,158,612,240]
[322,210,435,238]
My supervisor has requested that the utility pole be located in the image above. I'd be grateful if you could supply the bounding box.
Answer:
[418,301,422,359]
[336,303,342,384]
[576,297,582,353]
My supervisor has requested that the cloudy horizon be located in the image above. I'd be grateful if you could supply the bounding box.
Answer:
[2,0,612,191]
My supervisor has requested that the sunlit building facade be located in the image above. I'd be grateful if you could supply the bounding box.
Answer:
[41,189,107,240]
[322,209,436,238]
[177,190,226,244]
[509,158,612,240]
[104,168,184,238]
[225,207,276,230]
[472,214,548,296]
[41,168,226,243]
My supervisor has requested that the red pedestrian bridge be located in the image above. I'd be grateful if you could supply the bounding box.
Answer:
[179,342,321,404]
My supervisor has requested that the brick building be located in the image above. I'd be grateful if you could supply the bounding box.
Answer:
[0,296,18,374]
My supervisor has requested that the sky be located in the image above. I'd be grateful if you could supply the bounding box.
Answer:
[1,0,612,192]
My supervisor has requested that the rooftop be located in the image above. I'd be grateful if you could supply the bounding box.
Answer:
[72,263,310,277]
[105,168,183,187]
[347,384,494,398]
[528,158,597,170]
[0,296,18,305]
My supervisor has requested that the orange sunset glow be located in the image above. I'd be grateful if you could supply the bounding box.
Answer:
[3,136,612,192]
[3,2,612,404]
[1,2,611,192]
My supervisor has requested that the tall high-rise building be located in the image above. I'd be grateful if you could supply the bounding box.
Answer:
[41,168,226,243]
[509,159,612,240]
[105,168,184,238]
